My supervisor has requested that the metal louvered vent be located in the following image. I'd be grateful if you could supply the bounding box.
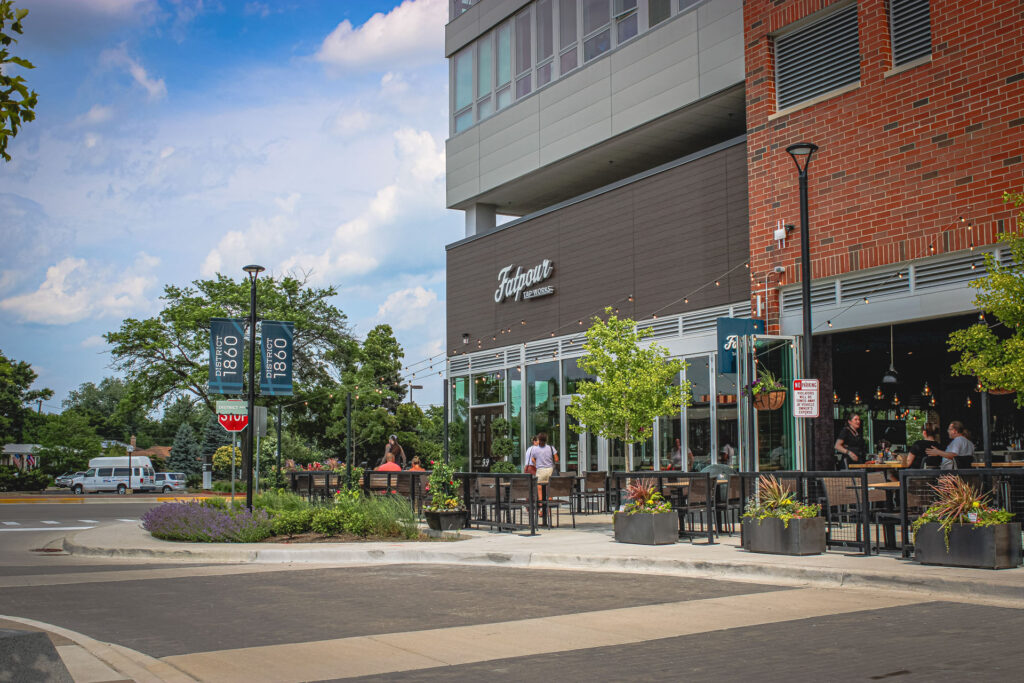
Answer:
[775,4,860,110]
[559,334,587,355]
[470,353,505,372]
[449,356,470,375]
[637,317,680,339]
[914,253,988,290]
[682,305,732,334]
[780,281,838,313]
[525,339,560,362]
[890,0,930,66]
[996,247,1016,269]
[841,268,911,300]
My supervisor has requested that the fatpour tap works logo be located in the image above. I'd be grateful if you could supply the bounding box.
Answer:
[494,259,555,303]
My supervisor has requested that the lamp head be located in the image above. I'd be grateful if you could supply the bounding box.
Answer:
[786,142,819,173]
[243,264,266,278]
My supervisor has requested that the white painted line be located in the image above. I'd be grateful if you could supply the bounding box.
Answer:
[41,520,60,524]
[2,521,19,526]
[79,519,99,523]
[0,526,94,532]
[116,519,137,523]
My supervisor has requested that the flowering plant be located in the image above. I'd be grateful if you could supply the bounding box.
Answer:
[423,459,464,512]
[618,478,672,515]
[742,475,820,528]
[741,366,785,397]
[142,501,272,542]
[912,475,1014,549]
[304,461,324,471]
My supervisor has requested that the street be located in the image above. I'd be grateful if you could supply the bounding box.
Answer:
[1,505,1023,682]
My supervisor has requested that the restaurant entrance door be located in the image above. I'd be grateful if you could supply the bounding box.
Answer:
[559,396,589,473]
[737,334,804,471]
[470,405,504,472]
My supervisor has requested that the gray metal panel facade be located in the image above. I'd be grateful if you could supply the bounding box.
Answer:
[446,141,749,353]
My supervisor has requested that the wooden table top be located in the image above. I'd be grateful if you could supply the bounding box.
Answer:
[971,461,1024,468]
[849,462,908,469]
[866,481,901,489]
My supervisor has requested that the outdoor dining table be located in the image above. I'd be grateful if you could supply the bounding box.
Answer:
[849,462,909,469]
[971,461,1024,467]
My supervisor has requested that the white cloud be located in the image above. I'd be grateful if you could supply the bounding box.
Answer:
[326,109,371,137]
[376,286,440,331]
[81,335,108,349]
[0,253,160,325]
[75,105,114,126]
[316,0,445,72]
[201,194,303,278]
[100,45,167,101]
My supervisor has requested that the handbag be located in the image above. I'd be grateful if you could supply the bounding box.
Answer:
[525,464,537,475]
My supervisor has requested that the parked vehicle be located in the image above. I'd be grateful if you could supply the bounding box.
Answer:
[153,472,187,493]
[55,471,86,488]
[69,456,155,494]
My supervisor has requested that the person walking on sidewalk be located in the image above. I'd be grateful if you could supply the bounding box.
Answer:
[525,432,558,502]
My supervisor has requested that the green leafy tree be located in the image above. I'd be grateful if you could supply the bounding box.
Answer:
[104,274,356,414]
[62,377,159,445]
[948,190,1024,407]
[199,411,230,467]
[213,444,242,478]
[158,396,205,443]
[0,2,37,163]
[0,348,52,445]
[167,423,201,475]
[35,411,101,476]
[567,308,690,472]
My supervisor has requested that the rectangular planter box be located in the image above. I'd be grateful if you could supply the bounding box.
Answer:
[914,522,1022,570]
[613,511,677,545]
[424,510,466,532]
[741,517,826,556]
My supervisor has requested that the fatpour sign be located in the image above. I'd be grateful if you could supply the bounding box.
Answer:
[494,260,555,303]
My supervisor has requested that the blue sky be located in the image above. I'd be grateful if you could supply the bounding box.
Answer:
[0,0,459,411]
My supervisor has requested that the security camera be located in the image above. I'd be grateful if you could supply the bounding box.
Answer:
[773,266,786,274]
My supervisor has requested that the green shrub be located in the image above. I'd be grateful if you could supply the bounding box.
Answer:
[211,480,241,493]
[310,507,346,536]
[489,460,517,473]
[199,496,227,510]
[254,489,308,514]
[0,468,53,492]
[342,509,370,536]
[271,509,313,537]
[186,473,203,489]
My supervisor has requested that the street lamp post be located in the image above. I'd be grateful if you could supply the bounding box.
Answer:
[407,384,423,403]
[786,142,818,468]
[243,264,265,510]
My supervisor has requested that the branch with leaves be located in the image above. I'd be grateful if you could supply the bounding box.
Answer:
[0,1,37,162]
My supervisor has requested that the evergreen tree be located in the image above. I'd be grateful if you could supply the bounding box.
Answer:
[168,423,201,475]
[199,412,229,468]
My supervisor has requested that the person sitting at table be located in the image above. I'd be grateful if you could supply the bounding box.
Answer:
[906,424,941,468]
[700,448,736,476]
[768,435,788,468]
[375,452,402,472]
[926,421,975,470]
[834,413,866,469]
[408,456,425,472]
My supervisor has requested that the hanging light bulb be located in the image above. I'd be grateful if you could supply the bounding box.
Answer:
[929,395,936,407]
[881,325,899,385]
[832,390,839,403]
[874,386,885,401]
[853,392,862,405]
[891,393,901,407]
[922,381,931,396]
[966,396,973,408]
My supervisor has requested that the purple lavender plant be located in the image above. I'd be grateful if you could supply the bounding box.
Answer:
[142,502,271,542]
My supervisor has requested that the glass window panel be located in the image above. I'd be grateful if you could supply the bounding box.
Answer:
[537,61,553,87]
[526,362,560,464]
[496,23,512,86]
[648,0,670,26]
[454,48,473,110]
[754,340,798,471]
[472,370,505,405]
[659,371,684,470]
[454,110,473,132]
[477,96,493,119]
[559,0,577,48]
[560,48,578,74]
[609,439,627,473]
[583,0,610,35]
[614,0,637,14]
[515,10,532,75]
[508,367,523,467]
[617,12,638,43]
[563,359,596,395]
[477,34,492,98]
[516,73,532,99]
[634,432,655,471]
[496,86,512,109]
[583,28,611,61]
[113,467,129,476]
[537,0,554,60]
[716,368,739,471]
[687,356,712,471]
[450,377,469,470]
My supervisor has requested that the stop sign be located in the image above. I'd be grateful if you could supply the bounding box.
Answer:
[218,414,249,432]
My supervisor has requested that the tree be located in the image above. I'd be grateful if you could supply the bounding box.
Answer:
[0,2,37,163]
[35,412,101,476]
[567,308,690,471]
[167,423,201,475]
[159,396,205,443]
[63,377,158,444]
[199,412,230,467]
[213,445,241,478]
[948,190,1024,407]
[359,324,406,412]
[105,273,356,414]
[0,348,52,445]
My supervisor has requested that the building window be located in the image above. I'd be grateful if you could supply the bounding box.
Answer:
[648,0,671,28]
[536,0,555,87]
[774,3,860,111]
[559,0,579,74]
[453,47,474,133]
[515,9,533,99]
[451,0,479,20]
[496,22,513,109]
[614,0,638,44]
[582,0,611,62]
[477,33,493,120]
[890,0,930,66]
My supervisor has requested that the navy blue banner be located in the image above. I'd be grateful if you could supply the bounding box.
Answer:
[716,317,765,374]
[209,318,245,395]
[260,320,294,396]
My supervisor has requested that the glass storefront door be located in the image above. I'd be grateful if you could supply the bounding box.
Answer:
[738,334,803,471]
[559,395,585,473]
[470,405,504,472]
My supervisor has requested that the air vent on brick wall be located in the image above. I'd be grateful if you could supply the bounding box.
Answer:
[681,305,734,334]
[913,252,991,290]
[840,269,911,301]
[775,3,860,110]
[890,0,931,66]
[780,281,838,313]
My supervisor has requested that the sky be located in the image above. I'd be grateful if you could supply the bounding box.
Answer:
[0,0,460,412]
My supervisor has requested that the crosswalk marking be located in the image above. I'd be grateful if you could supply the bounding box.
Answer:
[117,519,137,523]
[79,519,98,523]
[42,520,59,524]
[2,521,19,526]
[0,526,94,532]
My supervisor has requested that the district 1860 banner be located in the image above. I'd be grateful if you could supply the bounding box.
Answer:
[209,318,245,394]
[260,320,294,396]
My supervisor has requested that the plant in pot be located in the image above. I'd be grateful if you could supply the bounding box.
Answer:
[741,475,824,555]
[422,459,466,532]
[912,475,1021,569]
[744,367,787,411]
[489,417,518,472]
[612,478,676,545]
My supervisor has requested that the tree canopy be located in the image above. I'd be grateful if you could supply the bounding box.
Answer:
[567,308,690,471]
[0,2,37,162]
[35,411,101,476]
[0,348,52,445]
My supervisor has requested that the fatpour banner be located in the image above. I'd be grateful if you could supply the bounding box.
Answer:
[260,320,294,396]
[716,317,766,374]
[208,318,245,394]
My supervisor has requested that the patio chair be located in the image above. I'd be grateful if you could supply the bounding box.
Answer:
[714,475,743,534]
[681,476,712,535]
[539,476,576,528]
[578,471,607,513]
[507,477,536,529]
[822,475,866,547]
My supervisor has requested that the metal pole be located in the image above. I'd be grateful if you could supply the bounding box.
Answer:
[798,164,814,472]
[245,274,257,510]
[276,404,282,483]
[231,431,236,503]
[255,430,261,495]
[981,390,992,467]
[443,378,450,463]
[346,392,353,489]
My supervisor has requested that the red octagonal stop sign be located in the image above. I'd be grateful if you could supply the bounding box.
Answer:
[218,414,249,432]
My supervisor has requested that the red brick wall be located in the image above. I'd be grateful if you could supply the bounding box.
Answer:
[744,0,1024,331]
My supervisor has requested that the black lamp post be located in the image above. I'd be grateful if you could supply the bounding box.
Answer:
[786,142,818,467]
[243,264,265,510]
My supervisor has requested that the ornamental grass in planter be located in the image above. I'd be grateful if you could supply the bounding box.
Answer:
[912,475,1022,569]
[422,460,466,532]
[613,478,677,545]
[741,475,825,555]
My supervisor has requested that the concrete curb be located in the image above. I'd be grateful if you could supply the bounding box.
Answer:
[0,495,219,505]
[62,533,1024,607]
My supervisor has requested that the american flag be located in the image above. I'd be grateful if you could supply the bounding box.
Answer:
[12,454,21,468]
[26,454,36,468]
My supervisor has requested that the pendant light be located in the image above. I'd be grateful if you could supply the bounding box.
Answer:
[853,391,862,405]
[874,386,885,401]
[921,381,931,397]
[881,325,899,385]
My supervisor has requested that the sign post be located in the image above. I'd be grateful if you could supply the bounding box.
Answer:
[217,400,249,502]
[793,379,820,418]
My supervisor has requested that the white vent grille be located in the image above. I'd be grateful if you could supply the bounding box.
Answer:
[469,353,506,372]
[448,356,470,375]
[682,305,732,334]
[914,252,987,290]
[637,317,681,339]
[775,4,860,110]
[525,339,560,362]
[841,269,910,301]
[890,0,930,66]
[781,281,838,313]
[559,334,587,356]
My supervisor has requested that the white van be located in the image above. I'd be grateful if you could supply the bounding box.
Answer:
[70,456,156,494]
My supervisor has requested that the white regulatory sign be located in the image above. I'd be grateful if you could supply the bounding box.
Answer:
[216,399,247,416]
[792,379,819,418]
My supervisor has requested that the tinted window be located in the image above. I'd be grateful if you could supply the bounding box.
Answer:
[155,474,165,481]
[171,474,186,481]
[96,468,111,477]
[113,467,130,476]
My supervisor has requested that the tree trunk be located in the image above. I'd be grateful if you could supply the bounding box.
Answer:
[623,422,631,473]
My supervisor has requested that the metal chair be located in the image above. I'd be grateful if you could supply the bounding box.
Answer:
[540,476,576,528]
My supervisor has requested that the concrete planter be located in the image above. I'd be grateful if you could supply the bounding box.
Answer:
[424,510,465,532]
[613,511,677,545]
[914,522,1022,570]
[741,517,826,555]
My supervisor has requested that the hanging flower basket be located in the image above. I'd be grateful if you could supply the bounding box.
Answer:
[753,390,786,411]
[987,388,1017,396]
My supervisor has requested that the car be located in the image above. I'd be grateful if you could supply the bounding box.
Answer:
[55,471,86,488]
[153,472,187,493]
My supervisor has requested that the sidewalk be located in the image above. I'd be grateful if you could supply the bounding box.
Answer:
[64,518,1024,607]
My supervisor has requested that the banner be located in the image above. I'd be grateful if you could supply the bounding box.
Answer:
[209,318,245,395]
[260,320,294,396]
[716,317,766,374]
